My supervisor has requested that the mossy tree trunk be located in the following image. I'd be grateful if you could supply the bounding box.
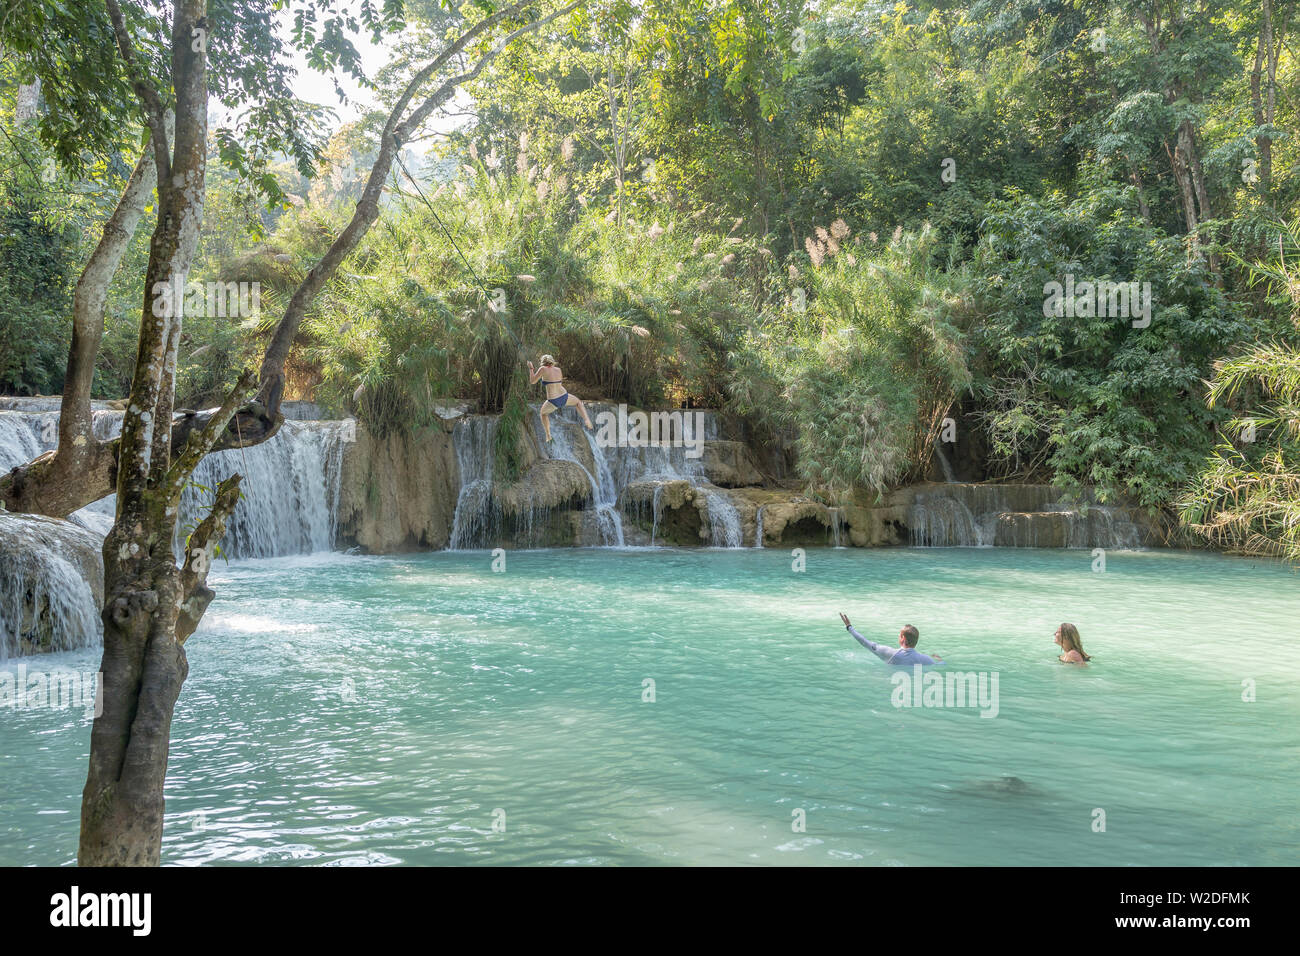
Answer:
[75,0,584,866]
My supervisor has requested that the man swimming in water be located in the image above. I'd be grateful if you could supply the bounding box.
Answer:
[838,612,943,665]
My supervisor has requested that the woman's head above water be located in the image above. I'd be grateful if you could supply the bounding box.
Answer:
[1054,622,1091,661]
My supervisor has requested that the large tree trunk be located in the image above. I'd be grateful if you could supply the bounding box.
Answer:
[75,0,583,866]
[79,0,213,867]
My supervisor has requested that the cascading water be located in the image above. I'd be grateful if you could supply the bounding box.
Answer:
[829,507,845,548]
[0,405,121,534]
[933,440,957,483]
[183,420,351,558]
[2,398,354,655]
[0,552,99,659]
[448,416,501,549]
[0,514,103,659]
[909,484,1146,549]
[650,484,664,546]
[574,404,749,548]
[1,399,354,559]
[0,408,52,467]
[544,416,623,546]
[703,489,742,548]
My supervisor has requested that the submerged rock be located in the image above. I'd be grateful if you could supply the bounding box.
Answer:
[950,775,1040,798]
[0,512,104,657]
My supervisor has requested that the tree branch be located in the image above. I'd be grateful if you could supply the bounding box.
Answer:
[104,0,172,182]
[255,0,584,416]
[176,473,242,643]
[59,118,169,468]
[165,370,258,504]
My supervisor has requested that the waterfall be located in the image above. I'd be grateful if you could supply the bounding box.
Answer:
[573,403,749,548]
[933,441,956,482]
[0,409,52,467]
[909,484,1147,549]
[0,551,98,659]
[544,416,624,546]
[650,484,664,546]
[703,489,742,548]
[2,400,353,559]
[183,420,351,558]
[598,404,715,487]
[829,507,845,548]
[1,406,121,534]
[0,514,103,659]
[910,494,983,546]
[449,416,501,549]
[2,399,353,655]
[754,505,765,548]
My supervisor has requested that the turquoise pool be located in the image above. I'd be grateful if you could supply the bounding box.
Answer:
[2,546,1297,865]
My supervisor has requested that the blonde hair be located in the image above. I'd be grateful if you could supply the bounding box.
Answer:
[539,354,556,366]
[1058,623,1091,661]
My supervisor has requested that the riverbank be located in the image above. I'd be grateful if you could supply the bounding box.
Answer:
[0,395,1178,657]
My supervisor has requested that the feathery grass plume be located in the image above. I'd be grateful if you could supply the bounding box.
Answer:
[732,225,969,494]
[805,236,825,268]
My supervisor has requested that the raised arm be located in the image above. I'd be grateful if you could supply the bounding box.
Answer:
[838,612,896,663]
[527,361,543,384]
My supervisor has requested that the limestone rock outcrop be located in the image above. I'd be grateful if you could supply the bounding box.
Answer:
[336,422,459,552]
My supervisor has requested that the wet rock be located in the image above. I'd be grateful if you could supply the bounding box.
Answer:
[701,440,764,487]
[337,421,459,552]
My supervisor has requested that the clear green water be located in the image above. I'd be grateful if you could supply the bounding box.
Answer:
[3,547,1299,866]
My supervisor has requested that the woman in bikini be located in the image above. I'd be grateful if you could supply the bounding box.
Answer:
[1053,623,1092,664]
[528,354,593,442]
